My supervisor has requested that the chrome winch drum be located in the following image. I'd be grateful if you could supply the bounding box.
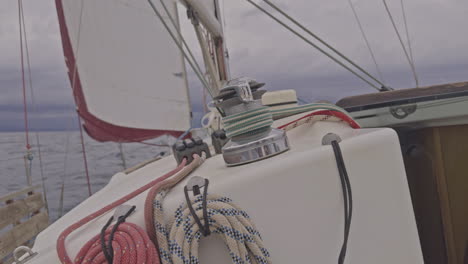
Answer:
[215,78,289,166]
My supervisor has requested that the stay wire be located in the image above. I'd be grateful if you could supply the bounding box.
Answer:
[19,0,49,214]
[59,117,73,218]
[260,0,386,87]
[245,0,384,92]
[77,115,92,196]
[18,0,30,149]
[400,0,416,74]
[147,0,215,98]
[346,0,386,85]
[382,0,419,87]
[156,0,207,89]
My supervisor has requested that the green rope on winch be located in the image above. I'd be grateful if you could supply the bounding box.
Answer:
[222,106,273,138]
[222,103,352,138]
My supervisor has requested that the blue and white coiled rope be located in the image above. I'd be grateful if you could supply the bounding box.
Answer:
[153,192,272,264]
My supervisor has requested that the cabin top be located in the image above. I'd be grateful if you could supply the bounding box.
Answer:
[336,82,468,112]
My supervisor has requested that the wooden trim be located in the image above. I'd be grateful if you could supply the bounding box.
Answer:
[0,185,41,203]
[0,211,48,259]
[432,127,458,263]
[0,193,45,230]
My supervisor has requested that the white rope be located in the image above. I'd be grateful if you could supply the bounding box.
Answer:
[154,193,272,264]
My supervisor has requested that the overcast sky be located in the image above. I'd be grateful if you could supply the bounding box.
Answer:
[1,0,467,132]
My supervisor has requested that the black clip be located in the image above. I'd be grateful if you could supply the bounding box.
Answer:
[101,205,136,264]
[211,130,229,154]
[184,177,211,237]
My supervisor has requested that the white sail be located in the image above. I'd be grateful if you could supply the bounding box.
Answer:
[56,0,191,141]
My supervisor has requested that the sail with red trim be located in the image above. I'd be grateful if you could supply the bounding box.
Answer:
[55,0,192,142]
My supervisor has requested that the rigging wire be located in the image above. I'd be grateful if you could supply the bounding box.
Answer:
[118,143,127,170]
[382,0,419,87]
[70,0,85,94]
[157,0,207,89]
[19,0,49,214]
[245,0,386,92]
[400,0,416,72]
[77,115,92,196]
[17,0,31,150]
[59,117,73,218]
[346,0,386,84]
[66,0,92,198]
[148,0,215,98]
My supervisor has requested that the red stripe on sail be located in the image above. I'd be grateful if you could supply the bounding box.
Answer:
[54,0,184,142]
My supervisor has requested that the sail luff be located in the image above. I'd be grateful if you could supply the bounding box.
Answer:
[54,0,191,142]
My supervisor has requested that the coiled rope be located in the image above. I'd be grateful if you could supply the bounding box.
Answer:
[57,159,189,264]
[144,154,207,243]
[222,106,273,138]
[153,191,272,264]
[75,222,157,264]
[222,103,358,138]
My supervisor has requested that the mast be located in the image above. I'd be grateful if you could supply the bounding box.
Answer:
[184,0,230,95]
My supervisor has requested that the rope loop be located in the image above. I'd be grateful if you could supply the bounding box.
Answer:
[154,192,272,264]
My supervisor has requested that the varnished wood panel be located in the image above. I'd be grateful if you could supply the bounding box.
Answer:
[438,126,468,264]
[0,193,44,229]
[0,211,48,260]
[399,124,468,264]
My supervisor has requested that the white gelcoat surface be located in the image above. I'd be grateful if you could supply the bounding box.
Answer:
[61,0,191,131]
[29,113,423,263]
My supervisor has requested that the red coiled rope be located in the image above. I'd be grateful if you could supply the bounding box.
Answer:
[74,223,157,264]
[57,160,187,264]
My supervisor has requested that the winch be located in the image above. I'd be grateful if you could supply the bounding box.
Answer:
[215,77,289,166]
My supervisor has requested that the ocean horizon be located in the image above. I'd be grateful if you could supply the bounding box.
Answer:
[0,131,173,221]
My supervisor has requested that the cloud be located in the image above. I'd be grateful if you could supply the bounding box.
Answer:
[1,0,467,132]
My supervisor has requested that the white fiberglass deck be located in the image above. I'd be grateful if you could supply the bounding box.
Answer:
[29,113,423,263]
